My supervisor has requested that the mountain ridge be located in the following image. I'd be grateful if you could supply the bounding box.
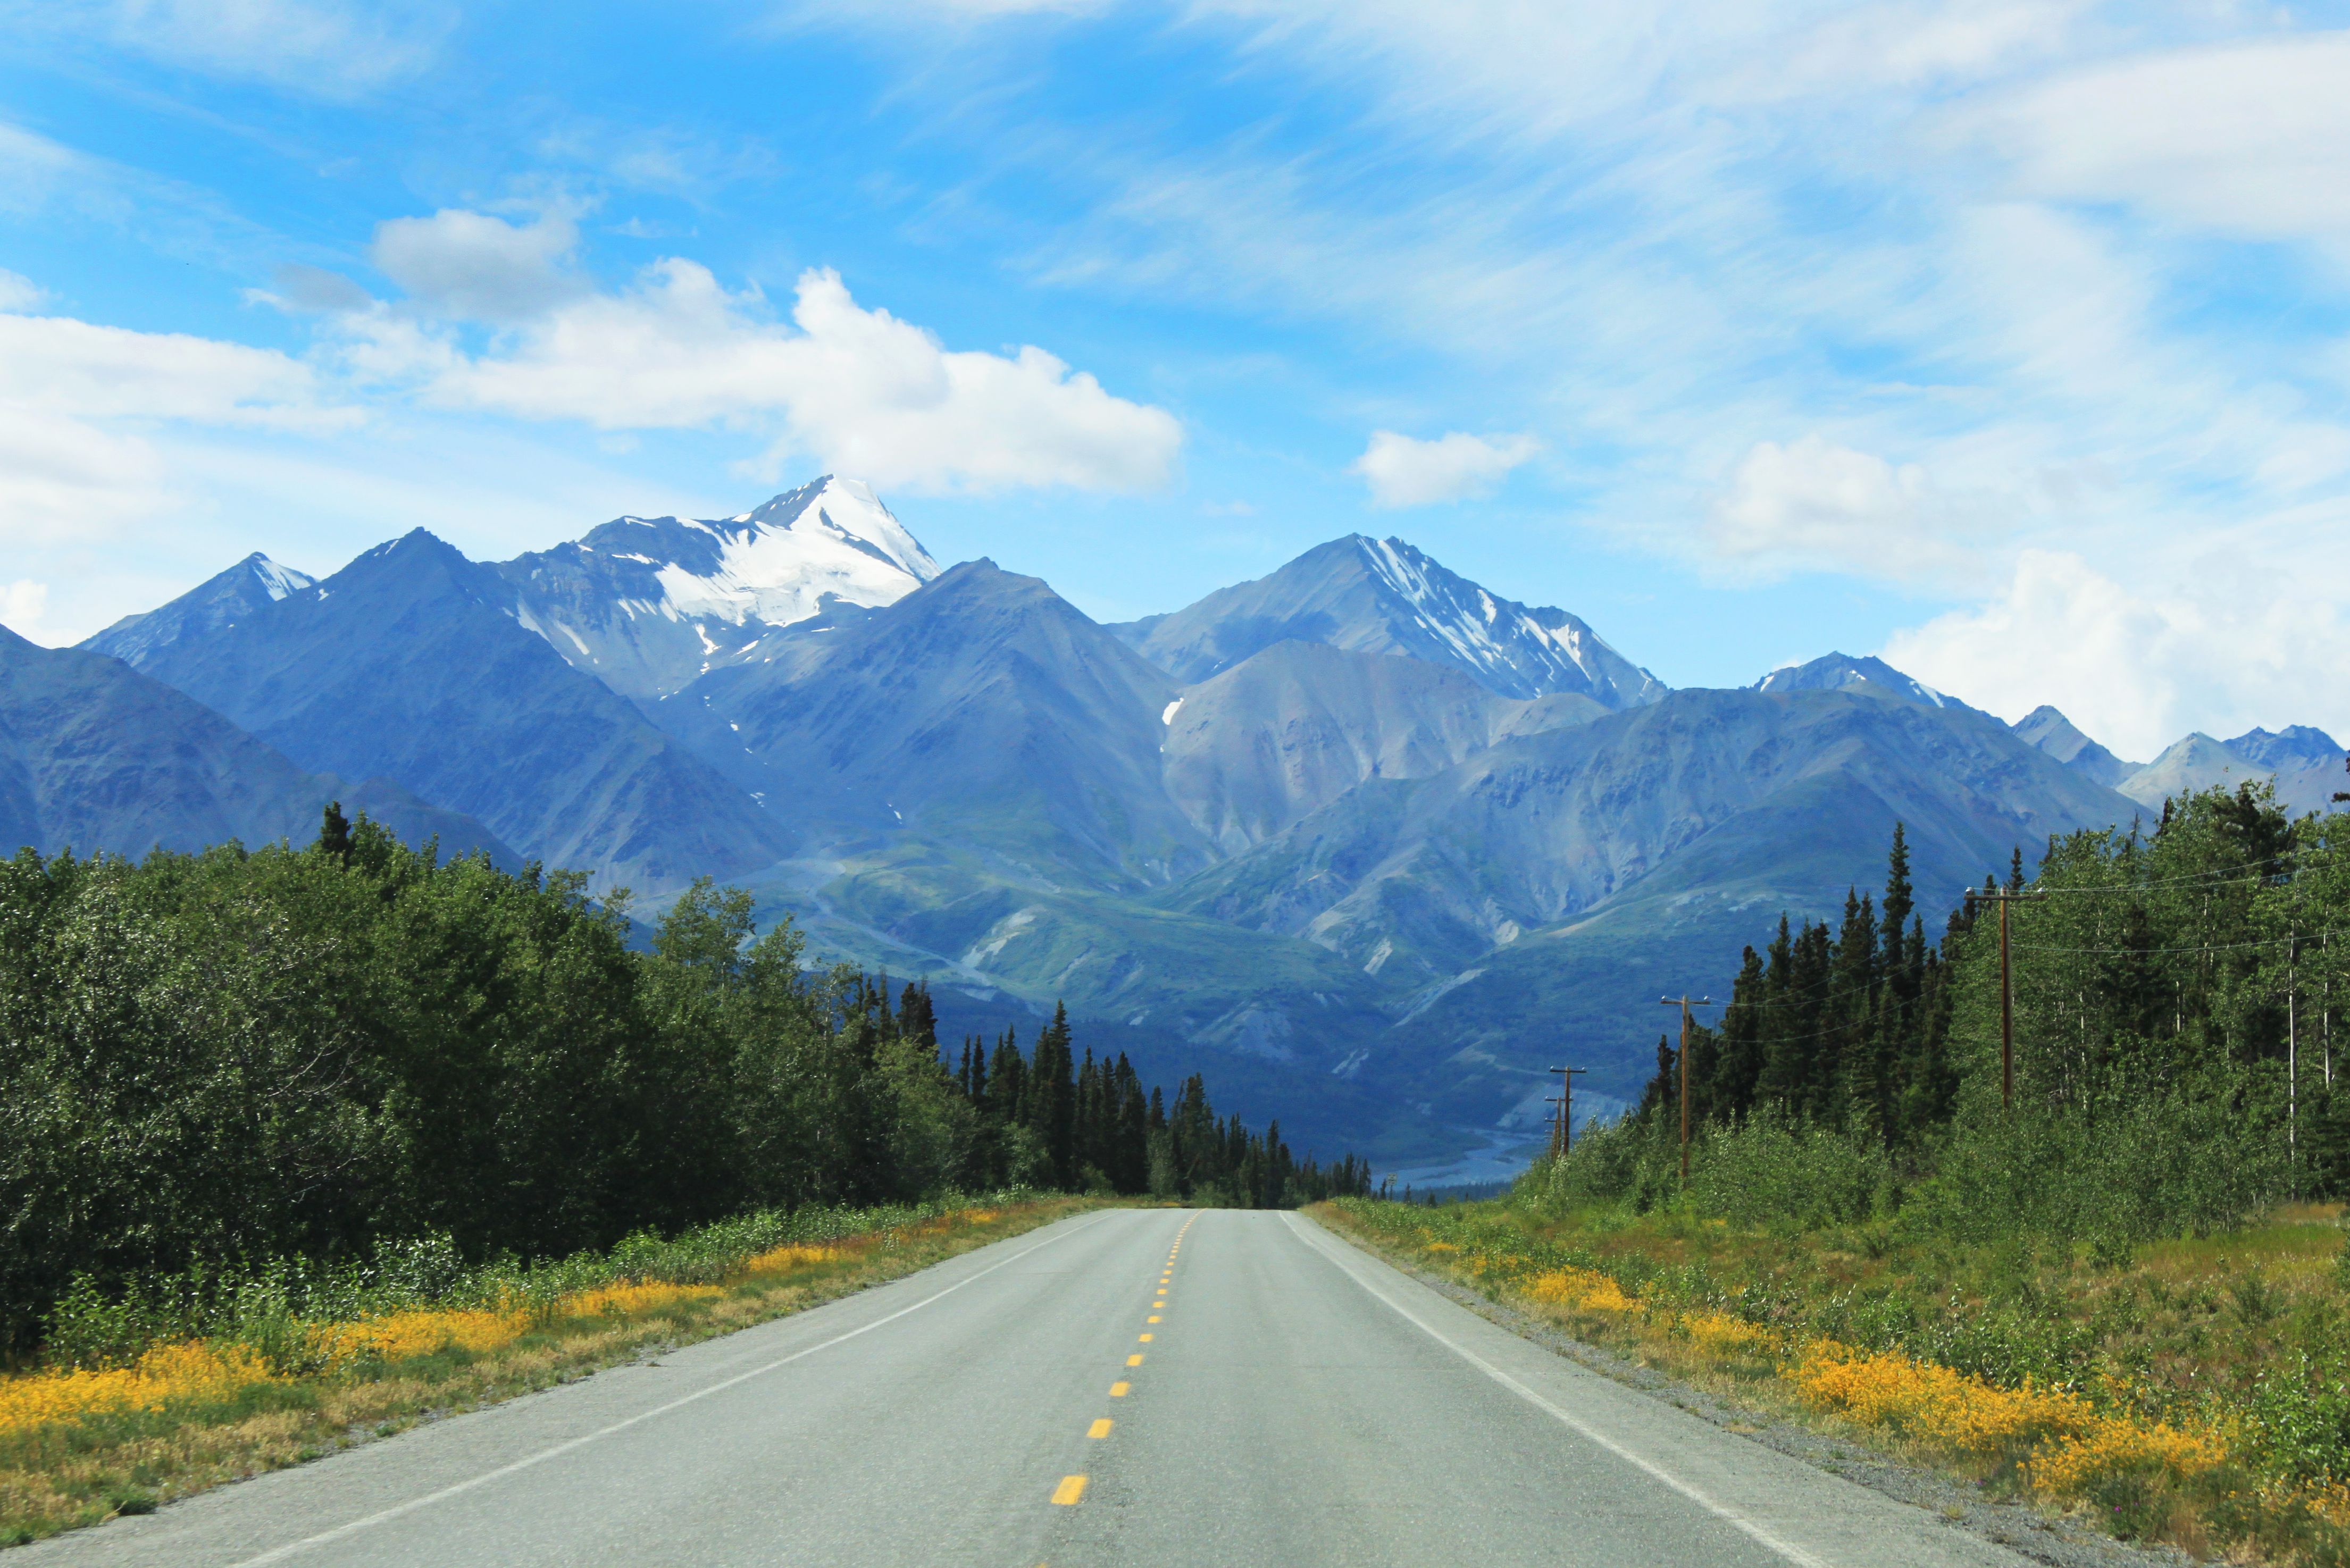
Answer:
[1112,534,1666,706]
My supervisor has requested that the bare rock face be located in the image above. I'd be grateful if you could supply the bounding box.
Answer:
[1110,534,1665,706]
[1160,640,1604,855]
[1167,681,2140,987]
[2011,705,2139,789]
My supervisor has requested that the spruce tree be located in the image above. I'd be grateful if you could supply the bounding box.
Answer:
[317,800,353,865]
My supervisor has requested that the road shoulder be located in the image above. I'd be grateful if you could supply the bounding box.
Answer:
[1297,1210,2192,1568]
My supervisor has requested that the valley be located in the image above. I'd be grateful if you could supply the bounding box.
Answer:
[26,475,2340,1170]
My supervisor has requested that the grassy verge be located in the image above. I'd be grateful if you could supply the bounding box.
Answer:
[1,1196,1097,1547]
[1314,1195,2350,1566]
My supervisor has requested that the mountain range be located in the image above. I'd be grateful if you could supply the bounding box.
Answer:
[37,476,2344,1170]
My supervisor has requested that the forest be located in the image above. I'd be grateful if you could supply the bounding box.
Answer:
[0,808,1368,1357]
[1548,780,2340,1237]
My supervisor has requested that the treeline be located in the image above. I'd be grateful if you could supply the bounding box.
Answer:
[948,1020,1372,1210]
[1553,782,2339,1240]
[1632,823,1959,1148]
[0,810,1365,1353]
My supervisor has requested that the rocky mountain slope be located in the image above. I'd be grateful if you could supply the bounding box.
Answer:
[1160,640,1606,854]
[660,559,1206,890]
[1111,535,1666,705]
[494,476,938,704]
[3,624,509,864]
[63,474,2335,1166]
[84,552,314,669]
[1166,683,2136,988]
[2011,705,2138,788]
[102,531,788,891]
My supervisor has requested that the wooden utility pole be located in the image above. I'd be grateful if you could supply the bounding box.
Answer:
[1545,1066,1589,1158]
[1658,997,1715,1180]
[1963,888,2041,1110]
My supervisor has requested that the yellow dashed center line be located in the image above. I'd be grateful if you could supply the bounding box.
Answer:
[1147,1314,1161,1323]
[1046,1219,1199,1513]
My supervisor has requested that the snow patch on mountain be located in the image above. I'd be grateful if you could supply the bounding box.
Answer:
[647,477,939,630]
[1754,653,1962,711]
[251,557,315,601]
[1356,537,1663,704]
[492,476,944,702]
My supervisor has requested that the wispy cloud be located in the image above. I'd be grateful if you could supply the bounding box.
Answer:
[8,0,453,96]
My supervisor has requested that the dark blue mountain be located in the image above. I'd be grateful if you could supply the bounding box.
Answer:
[108,531,789,892]
[83,552,316,670]
[663,558,1206,888]
[3,624,509,863]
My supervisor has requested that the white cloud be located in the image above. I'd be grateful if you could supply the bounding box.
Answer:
[0,312,345,427]
[370,207,584,322]
[0,268,43,311]
[0,580,49,638]
[342,248,1181,494]
[1884,549,2350,761]
[1948,32,2350,246]
[1707,434,1989,584]
[1351,429,1538,507]
[1728,1,2082,102]
[10,0,451,95]
[0,295,354,549]
[0,409,168,546]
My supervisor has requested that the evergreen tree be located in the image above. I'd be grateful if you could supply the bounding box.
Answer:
[317,800,353,865]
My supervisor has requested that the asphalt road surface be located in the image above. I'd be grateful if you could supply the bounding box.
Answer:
[25,1209,2037,1567]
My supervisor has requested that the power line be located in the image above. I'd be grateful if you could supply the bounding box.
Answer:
[2010,929,2350,955]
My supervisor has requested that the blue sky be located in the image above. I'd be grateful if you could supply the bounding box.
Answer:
[5,1,2350,758]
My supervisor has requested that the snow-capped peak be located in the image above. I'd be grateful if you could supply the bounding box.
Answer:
[1351,535,1663,706]
[655,476,941,630]
[246,554,314,601]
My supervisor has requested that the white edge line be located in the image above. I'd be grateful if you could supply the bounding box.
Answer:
[227,1211,1123,1568]
[1281,1213,1835,1568]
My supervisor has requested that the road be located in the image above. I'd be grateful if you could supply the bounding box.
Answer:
[25,1209,2035,1568]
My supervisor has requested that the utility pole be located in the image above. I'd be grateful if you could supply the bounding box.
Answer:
[1545,1066,1589,1158]
[2289,927,2300,1197]
[1963,887,2042,1110]
[1658,997,1716,1181]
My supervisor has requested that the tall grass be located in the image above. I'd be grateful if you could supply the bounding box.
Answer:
[37,1190,1039,1375]
[1528,1073,2284,1248]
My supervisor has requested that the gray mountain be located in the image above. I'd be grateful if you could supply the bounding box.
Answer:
[1753,652,1969,711]
[2012,705,2138,788]
[1169,682,2137,988]
[493,477,939,704]
[3,625,509,863]
[2120,730,2346,818]
[662,559,1208,890]
[2227,725,2344,772]
[1157,681,2139,1129]
[82,552,315,668]
[1111,535,1665,705]
[115,530,789,892]
[1161,640,1605,855]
